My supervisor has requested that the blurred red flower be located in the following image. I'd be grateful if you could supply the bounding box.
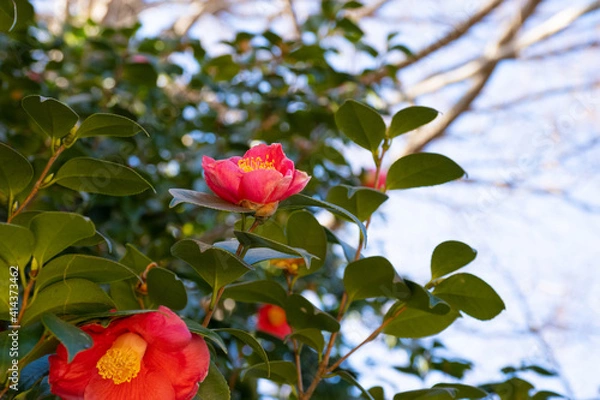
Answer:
[257,304,292,340]
[202,143,310,217]
[49,306,210,400]
[362,168,387,191]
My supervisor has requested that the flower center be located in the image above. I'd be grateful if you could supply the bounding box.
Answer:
[237,156,275,172]
[267,306,287,327]
[96,332,148,385]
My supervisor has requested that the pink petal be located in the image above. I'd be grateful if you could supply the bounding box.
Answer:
[244,143,294,174]
[202,156,243,204]
[282,170,311,198]
[238,169,287,204]
[84,369,176,400]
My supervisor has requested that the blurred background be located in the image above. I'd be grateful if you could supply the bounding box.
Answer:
[1,0,599,398]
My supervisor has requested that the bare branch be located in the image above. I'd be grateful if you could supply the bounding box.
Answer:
[284,0,302,40]
[345,0,393,20]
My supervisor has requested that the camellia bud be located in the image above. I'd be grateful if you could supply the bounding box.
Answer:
[40,173,55,188]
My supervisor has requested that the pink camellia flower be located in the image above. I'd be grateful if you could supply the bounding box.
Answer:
[202,143,310,217]
[257,304,292,340]
[48,306,210,400]
[362,168,387,191]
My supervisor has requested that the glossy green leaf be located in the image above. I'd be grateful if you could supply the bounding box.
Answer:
[285,294,339,332]
[0,223,34,268]
[76,113,149,138]
[21,279,114,326]
[0,0,17,32]
[41,313,93,363]
[431,241,477,280]
[234,231,319,269]
[147,267,187,310]
[35,254,138,292]
[184,319,227,353]
[387,153,466,190]
[344,256,409,302]
[0,142,34,197]
[286,211,327,276]
[109,280,140,311]
[172,239,252,291]
[327,370,375,400]
[215,328,269,374]
[335,100,386,152]
[326,185,388,221]
[72,230,112,252]
[287,328,324,354]
[433,383,488,399]
[241,361,297,385]
[389,106,439,138]
[54,157,153,196]
[169,188,253,213]
[120,243,153,274]
[325,228,361,262]
[22,95,79,138]
[30,212,96,266]
[433,273,505,320]
[195,362,230,400]
[214,240,299,265]
[221,280,287,307]
[405,280,451,315]
[0,323,44,382]
[393,388,456,400]
[384,306,459,338]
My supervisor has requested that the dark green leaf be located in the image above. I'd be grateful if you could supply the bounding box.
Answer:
[327,370,374,400]
[120,243,153,274]
[222,280,287,307]
[30,212,95,266]
[532,391,565,400]
[431,241,477,280]
[0,142,34,197]
[344,256,409,302]
[384,307,459,338]
[335,100,386,152]
[434,273,505,320]
[76,113,149,138]
[287,328,324,354]
[195,361,230,400]
[54,157,153,196]
[389,106,439,138]
[172,239,252,291]
[21,279,114,326]
[433,384,488,399]
[0,0,17,32]
[169,188,253,213]
[41,313,93,363]
[325,228,361,262]
[0,223,34,268]
[393,388,457,400]
[184,319,227,353]
[286,211,327,276]
[285,294,340,332]
[35,254,138,292]
[147,267,187,310]
[234,231,319,269]
[109,280,140,311]
[405,280,451,315]
[369,387,386,400]
[326,185,388,221]
[387,153,465,190]
[241,361,297,385]
[215,328,269,373]
[215,240,299,265]
[22,95,79,139]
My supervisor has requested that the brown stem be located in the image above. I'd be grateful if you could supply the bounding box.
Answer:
[293,339,304,395]
[16,275,36,325]
[8,145,65,223]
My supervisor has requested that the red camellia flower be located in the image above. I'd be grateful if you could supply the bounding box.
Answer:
[256,304,292,340]
[48,306,210,400]
[202,143,310,217]
[362,168,387,191]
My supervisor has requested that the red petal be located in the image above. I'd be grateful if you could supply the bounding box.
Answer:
[144,335,210,399]
[120,306,192,351]
[257,305,292,340]
[84,369,176,400]
[239,169,288,204]
[202,156,243,203]
[283,169,310,198]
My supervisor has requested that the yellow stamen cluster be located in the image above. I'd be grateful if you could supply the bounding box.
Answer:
[271,258,303,275]
[237,156,275,172]
[96,333,147,385]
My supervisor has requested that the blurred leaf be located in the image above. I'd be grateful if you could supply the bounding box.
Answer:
[387,153,465,190]
[369,386,386,400]
[195,361,230,400]
[336,18,364,42]
[21,279,114,326]
[433,273,505,320]
[35,254,138,292]
[22,95,79,139]
[147,267,187,310]
[0,0,17,32]
[41,313,92,363]
[335,100,385,152]
[0,222,34,268]
[433,383,488,399]
[431,241,477,280]
[326,185,388,221]
[169,189,253,213]
[285,294,339,332]
[344,256,409,302]
[222,280,287,307]
[123,62,158,86]
[287,328,324,354]
[76,113,149,138]
[532,391,565,400]
[286,211,327,276]
[327,370,374,400]
[389,106,438,138]
[0,142,34,197]
[241,361,297,385]
[393,388,457,400]
[54,157,153,196]
[215,328,269,374]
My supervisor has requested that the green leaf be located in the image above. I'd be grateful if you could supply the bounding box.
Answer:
[343,256,409,302]
[285,294,340,332]
[215,328,269,374]
[387,153,465,190]
[433,384,488,399]
[22,95,79,139]
[286,211,327,276]
[405,280,451,315]
[325,228,360,263]
[383,306,459,338]
[41,313,93,363]
[120,243,153,274]
[221,280,287,307]
[76,113,149,138]
[326,185,388,221]
[54,157,153,196]
[30,212,96,266]
[287,328,324,354]
[109,280,140,311]
[169,188,253,213]
[21,279,114,326]
[280,194,367,246]
[147,267,188,310]
[0,223,34,268]
[393,388,457,400]
[0,323,44,382]
[389,106,439,138]
[0,0,17,32]
[327,370,375,400]
[241,361,297,385]
[234,231,319,269]
[431,241,477,280]
[172,239,253,291]
[433,273,505,320]
[184,319,227,353]
[335,100,386,152]
[532,391,565,400]
[0,142,34,197]
[195,361,230,400]
[35,254,138,292]
[214,240,299,265]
